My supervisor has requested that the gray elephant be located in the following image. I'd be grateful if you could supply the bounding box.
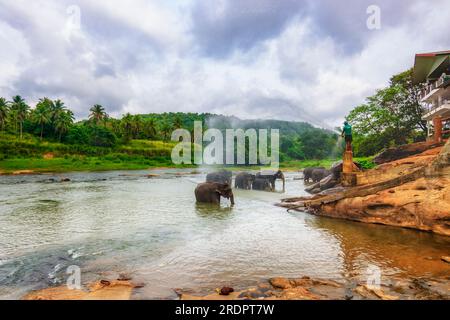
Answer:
[206,170,232,185]
[252,178,272,191]
[311,168,331,183]
[255,170,285,192]
[303,167,325,183]
[195,182,235,206]
[235,172,256,190]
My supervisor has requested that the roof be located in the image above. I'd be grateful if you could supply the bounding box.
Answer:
[412,50,450,84]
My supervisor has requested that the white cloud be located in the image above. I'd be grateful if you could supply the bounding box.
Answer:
[0,0,449,128]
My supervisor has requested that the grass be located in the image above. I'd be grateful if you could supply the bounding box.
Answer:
[0,156,194,174]
[0,134,376,174]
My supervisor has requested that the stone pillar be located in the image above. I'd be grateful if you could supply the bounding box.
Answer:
[342,150,357,187]
[434,116,443,143]
[343,150,354,174]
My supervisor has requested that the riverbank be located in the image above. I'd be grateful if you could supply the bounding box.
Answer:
[0,157,375,175]
[23,273,450,300]
[279,140,450,236]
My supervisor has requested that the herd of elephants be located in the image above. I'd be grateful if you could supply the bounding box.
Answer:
[194,166,334,206]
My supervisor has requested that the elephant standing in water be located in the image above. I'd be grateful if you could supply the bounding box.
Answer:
[195,182,235,206]
[253,170,285,192]
[206,170,232,185]
[235,172,256,190]
[251,178,272,192]
[303,167,325,183]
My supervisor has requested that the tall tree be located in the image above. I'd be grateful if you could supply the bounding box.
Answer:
[54,110,74,141]
[346,69,428,156]
[121,113,133,142]
[10,95,29,139]
[89,104,108,126]
[0,98,9,132]
[33,99,51,140]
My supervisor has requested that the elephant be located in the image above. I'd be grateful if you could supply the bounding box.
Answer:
[311,168,331,183]
[252,178,273,191]
[235,172,256,190]
[255,170,285,192]
[303,167,325,183]
[195,182,235,206]
[206,170,232,185]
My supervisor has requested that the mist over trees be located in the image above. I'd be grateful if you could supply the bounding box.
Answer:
[0,96,340,161]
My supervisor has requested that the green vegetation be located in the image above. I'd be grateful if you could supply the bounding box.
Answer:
[0,95,343,173]
[346,69,427,157]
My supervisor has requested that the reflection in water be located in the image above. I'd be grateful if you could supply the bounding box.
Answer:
[309,217,450,279]
[0,170,448,299]
[195,203,233,220]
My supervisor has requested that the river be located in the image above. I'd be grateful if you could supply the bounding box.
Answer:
[0,169,449,299]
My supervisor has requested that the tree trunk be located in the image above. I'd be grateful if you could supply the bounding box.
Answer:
[40,124,44,141]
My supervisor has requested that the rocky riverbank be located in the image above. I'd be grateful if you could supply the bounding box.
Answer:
[22,273,450,300]
[179,276,449,300]
[279,140,450,236]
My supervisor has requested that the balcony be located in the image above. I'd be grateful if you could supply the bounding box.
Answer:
[422,99,450,121]
[420,73,450,102]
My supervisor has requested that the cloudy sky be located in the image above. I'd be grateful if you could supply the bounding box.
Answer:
[1,0,450,128]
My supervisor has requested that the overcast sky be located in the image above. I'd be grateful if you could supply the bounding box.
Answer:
[1,0,450,128]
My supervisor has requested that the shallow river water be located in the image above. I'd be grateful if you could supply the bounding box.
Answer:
[0,169,449,299]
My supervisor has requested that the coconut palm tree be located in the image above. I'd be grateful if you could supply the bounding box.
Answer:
[51,99,65,122]
[89,104,108,126]
[54,110,74,141]
[160,121,173,142]
[132,115,143,139]
[121,113,133,142]
[173,115,183,129]
[33,100,51,140]
[0,98,9,132]
[10,95,29,139]
[144,118,157,139]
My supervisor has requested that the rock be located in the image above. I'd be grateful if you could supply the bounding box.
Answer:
[374,141,443,165]
[23,280,136,300]
[219,287,234,296]
[60,178,71,182]
[355,285,399,300]
[100,280,111,286]
[276,287,319,300]
[441,256,450,264]
[117,273,132,281]
[269,277,292,289]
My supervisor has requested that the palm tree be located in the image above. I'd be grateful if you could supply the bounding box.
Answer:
[51,99,65,122]
[121,113,133,142]
[54,110,74,141]
[0,98,9,132]
[132,115,143,139]
[10,95,29,139]
[160,121,173,142]
[89,104,107,126]
[173,115,183,129]
[144,118,157,139]
[33,100,51,140]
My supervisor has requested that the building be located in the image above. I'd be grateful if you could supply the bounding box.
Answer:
[413,50,450,142]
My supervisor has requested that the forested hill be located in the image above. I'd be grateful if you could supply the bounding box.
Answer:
[140,112,340,160]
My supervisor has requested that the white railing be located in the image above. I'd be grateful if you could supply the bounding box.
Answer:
[420,73,450,101]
